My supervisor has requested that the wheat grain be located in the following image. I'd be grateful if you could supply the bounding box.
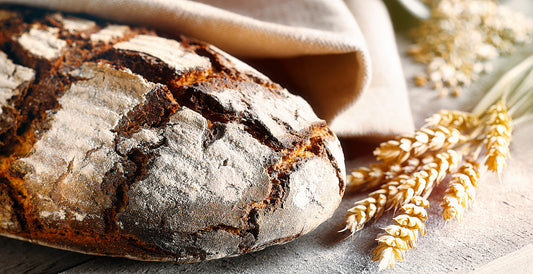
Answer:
[425,110,479,131]
[345,163,388,193]
[341,52,528,271]
[483,101,512,174]
[441,159,480,221]
[346,158,426,193]
[344,150,458,234]
[342,189,387,233]
[372,196,429,271]
[410,0,533,95]
[374,126,463,165]
[387,150,460,210]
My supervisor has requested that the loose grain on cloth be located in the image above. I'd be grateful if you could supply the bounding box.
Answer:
[0,0,414,138]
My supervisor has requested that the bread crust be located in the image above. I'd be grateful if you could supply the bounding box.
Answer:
[0,6,345,262]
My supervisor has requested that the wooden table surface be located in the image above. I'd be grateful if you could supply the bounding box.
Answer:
[1,1,532,273]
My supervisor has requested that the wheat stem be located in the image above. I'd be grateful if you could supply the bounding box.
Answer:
[506,67,533,113]
[508,87,533,118]
[472,54,533,116]
[513,113,533,127]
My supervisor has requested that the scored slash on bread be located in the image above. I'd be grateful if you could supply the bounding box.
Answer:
[0,6,345,262]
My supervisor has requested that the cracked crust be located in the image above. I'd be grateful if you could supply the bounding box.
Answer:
[0,6,345,262]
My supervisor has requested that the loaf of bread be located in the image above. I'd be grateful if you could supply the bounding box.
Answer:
[0,6,345,262]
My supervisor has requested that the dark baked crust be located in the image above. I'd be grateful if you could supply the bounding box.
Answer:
[0,5,345,262]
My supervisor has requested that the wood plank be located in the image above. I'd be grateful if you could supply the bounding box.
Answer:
[471,244,533,274]
[0,236,94,274]
[1,1,533,274]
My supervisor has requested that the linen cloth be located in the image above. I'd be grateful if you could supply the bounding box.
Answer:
[0,0,415,137]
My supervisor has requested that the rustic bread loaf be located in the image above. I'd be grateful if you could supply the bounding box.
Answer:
[0,6,345,262]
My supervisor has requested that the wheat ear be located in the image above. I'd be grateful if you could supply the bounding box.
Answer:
[346,163,389,193]
[342,189,388,233]
[441,158,480,221]
[374,125,463,165]
[425,110,479,130]
[343,150,458,233]
[372,196,429,271]
[386,150,460,211]
[483,100,512,175]
[346,157,426,193]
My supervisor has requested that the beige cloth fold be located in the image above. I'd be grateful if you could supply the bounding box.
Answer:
[0,0,414,137]
[331,0,415,136]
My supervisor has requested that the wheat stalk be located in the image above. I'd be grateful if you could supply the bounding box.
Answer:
[343,150,458,234]
[341,54,533,270]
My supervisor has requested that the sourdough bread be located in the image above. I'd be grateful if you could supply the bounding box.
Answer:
[0,6,345,262]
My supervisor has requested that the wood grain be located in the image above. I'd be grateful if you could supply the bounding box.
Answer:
[1,1,532,273]
[471,244,533,274]
[0,236,94,274]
